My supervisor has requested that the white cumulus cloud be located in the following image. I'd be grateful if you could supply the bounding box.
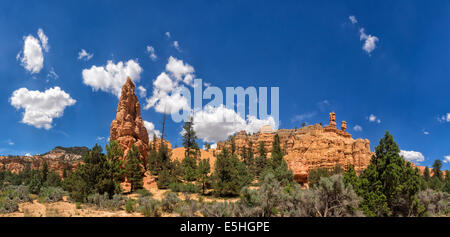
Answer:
[10,87,76,130]
[400,150,425,163]
[144,121,161,140]
[78,49,93,61]
[82,59,143,98]
[359,28,379,54]
[144,57,196,113]
[17,35,44,74]
[166,56,194,84]
[192,105,277,143]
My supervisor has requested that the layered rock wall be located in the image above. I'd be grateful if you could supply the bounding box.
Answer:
[217,113,373,183]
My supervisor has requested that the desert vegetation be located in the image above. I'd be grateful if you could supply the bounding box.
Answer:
[1,119,449,217]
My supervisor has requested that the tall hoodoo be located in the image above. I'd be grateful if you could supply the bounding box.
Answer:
[110,77,149,164]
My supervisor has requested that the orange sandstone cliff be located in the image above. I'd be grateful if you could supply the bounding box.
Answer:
[216,112,373,184]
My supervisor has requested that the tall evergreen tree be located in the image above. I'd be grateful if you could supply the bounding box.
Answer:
[181,116,200,181]
[263,134,293,186]
[422,167,431,190]
[254,141,268,177]
[182,116,200,159]
[357,131,422,216]
[212,148,249,197]
[432,160,443,181]
[102,140,125,196]
[343,165,359,189]
[41,161,49,182]
[124,145,144,193]
[197,158,211,195]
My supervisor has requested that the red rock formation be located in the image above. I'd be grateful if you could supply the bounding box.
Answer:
[149,138,173,152]
[0,146,87,176]
[217,113,373,184]
[110,77,149,164]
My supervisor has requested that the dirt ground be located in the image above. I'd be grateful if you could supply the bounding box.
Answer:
[0,174,239,217]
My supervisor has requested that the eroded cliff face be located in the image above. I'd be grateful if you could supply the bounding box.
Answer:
[149,138,173,152]
[110,77,149,164]
[0,146,87,176]
[217,113,373,184]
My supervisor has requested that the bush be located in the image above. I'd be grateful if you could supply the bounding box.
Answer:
[135,189,152,197]
[417,189,450,216]
[161,192,180,213]
[86,193,124,211]
[2,185,31,203]
[0,197,18,214]
[138,196,161,217]
[175,194,200,217]
[201,201,235,217]
[236,172,287,217]
[39,186,66,203]
[125,198,136,213]
[169,182,201,193]
[285,174,363,217]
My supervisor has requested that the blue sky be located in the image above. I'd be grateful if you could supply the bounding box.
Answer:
[1,0,449,169]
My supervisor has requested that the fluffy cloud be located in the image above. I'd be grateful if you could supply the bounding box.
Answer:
[359,28,379,54]
[349,15,358,24]
[82,59,142,98]
[10,87,76,130]
[444,156,450,163]
[144,57,195,113]
[146,45,157,61]
[78,49,93,61]
[17,35,44,74]
[400,150,425,163]
[166,56,194,83]
[147,87,190,114]
[144,121,161,140]
[368,114,381,123]
[192,105,277,143]
[353,125,363,131]
[165,32,171,38]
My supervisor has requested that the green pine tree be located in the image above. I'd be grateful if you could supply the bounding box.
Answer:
[254,141,268,177]
[197,158,211,195]
[124,145,144,193]
[357,131,422,216]
[343,165,359,189]
[212,148,243,197]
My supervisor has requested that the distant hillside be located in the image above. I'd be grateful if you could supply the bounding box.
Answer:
[0,146,88,175]
[43,146,89,156]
